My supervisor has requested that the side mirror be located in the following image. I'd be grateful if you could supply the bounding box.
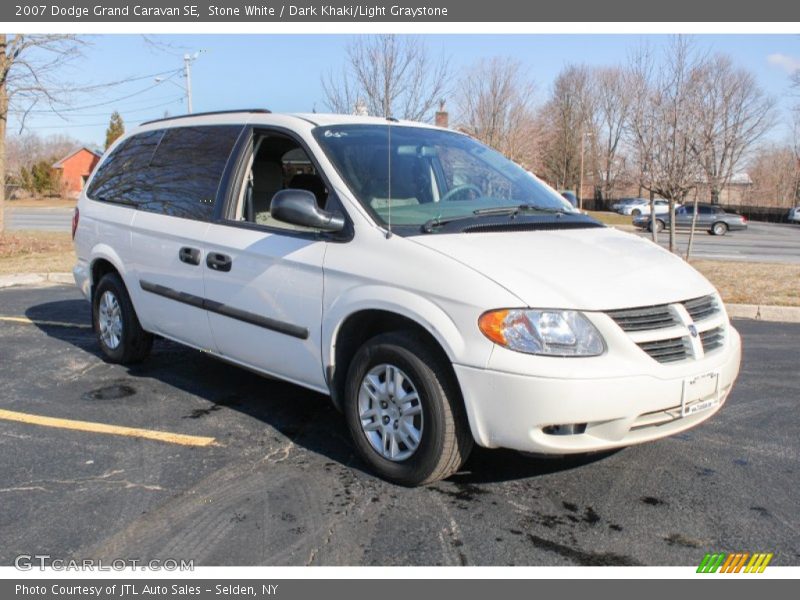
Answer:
[271,189,345,233]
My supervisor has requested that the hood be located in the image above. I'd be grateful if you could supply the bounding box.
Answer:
[410,226,716,311]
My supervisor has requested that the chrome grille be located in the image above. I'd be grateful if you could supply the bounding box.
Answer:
[683,295,719,322]
[700,326,725,353]
[637,336,692,363]
[606,304,677,332]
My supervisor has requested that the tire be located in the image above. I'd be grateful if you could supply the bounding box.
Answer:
[711,222,728,236]
[92,272,153,364]
[649,219,665,233]
[631,208,642,216]
[343,331,473,486]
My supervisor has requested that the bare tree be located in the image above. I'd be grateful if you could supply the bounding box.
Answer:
[1,34,83,233]
[628,37,703,253]
[322,35,449,121]
[691,54,776,206]
[538,65,596,195]
[748,143,800,208]
[455,57,539,167]
[593,67,633,202]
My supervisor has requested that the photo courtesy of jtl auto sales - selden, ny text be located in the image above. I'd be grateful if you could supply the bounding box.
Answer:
[0,0,798,596]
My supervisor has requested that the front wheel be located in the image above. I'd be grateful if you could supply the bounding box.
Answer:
[649,219,665,233]
[631,208,642,216]
[92,272,153,364]
[344,331,473,486]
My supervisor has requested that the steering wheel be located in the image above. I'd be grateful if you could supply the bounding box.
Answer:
[440,184,482,202]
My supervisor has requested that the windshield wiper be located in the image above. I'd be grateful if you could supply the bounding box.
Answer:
[473,204,569,217]
[421,205,570,233]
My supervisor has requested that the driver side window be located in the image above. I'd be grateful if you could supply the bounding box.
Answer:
[240,133,328,231]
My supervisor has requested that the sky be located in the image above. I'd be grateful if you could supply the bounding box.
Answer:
[10,34,800,148]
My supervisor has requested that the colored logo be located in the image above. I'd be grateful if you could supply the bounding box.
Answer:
[697,552,773,573]
[688,324,698,337]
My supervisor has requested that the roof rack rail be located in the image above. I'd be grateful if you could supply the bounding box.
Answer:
[140,108,271,126]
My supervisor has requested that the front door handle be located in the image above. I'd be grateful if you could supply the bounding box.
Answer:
[206,252,232,272]
[178,247,201,266]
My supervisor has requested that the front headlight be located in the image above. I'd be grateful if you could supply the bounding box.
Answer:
[478,309,605,357]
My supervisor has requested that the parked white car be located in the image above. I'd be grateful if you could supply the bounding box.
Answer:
[73,111,741,485]
[630,199,679,217]
[789,206,800,223]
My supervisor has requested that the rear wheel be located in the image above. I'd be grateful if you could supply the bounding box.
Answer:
[344,331,473,486]
[92,272,153,364]
[631,208,642,216]
[711,222,728,236]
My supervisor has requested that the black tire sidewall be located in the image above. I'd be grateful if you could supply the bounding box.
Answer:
[344,335,451,486]
[92,273,147,363]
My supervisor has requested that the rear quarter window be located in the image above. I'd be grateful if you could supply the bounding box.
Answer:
[86,124,243,221]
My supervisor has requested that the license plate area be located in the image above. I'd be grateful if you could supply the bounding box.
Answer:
[681,371,720,417]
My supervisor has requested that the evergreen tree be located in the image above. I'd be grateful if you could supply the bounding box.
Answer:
[105,111,125,149]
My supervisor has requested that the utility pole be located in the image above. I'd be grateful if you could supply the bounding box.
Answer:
[183,52,199,114]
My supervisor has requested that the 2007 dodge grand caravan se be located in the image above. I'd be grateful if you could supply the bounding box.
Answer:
[73,110,741,486]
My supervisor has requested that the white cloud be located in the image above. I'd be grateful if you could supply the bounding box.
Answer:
[767,53,800,74]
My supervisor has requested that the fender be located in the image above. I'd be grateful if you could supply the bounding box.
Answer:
[322,284,478,374]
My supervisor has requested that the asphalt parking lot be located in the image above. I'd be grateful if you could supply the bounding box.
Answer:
[1,284,798,567]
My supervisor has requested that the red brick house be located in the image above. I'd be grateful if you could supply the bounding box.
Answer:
[52,147,101,197]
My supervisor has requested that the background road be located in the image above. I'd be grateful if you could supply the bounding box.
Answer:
[0,285,798,567]
[632,220,800,263]
[5,206,800,264]
[5,207,73,231]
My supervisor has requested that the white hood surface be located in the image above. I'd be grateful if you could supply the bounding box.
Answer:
[411,226,716,311]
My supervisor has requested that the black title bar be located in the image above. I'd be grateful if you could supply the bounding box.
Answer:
[4,1,800,22]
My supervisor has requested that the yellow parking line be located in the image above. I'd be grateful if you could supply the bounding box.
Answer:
[0,316,91,329]
[0,409,217,447]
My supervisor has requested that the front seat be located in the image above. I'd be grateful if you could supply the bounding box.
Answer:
[251,161,284,217]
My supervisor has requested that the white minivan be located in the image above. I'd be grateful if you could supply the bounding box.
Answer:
[73,110,741,485]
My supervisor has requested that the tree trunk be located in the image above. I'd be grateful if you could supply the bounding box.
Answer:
[668,197,677,253]
[649,188,657,243]
[685,196,700,261]
[0,33,7,235]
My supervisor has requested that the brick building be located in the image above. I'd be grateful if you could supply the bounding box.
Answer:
[52,147,101,198]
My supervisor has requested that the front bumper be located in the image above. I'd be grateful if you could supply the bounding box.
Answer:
[455,326,741,454]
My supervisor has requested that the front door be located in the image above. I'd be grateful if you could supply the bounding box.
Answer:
[201,130,332,391]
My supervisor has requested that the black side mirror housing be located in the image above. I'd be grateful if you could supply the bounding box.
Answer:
[270,189,346,233]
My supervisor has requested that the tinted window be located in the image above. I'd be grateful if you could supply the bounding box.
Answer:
[87,125,243,221]
[698,206,714,215]
[86,130,162,205]
[141,125,243,219]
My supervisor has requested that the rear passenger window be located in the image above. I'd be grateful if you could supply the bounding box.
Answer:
[86,130,162,205]
[87,125,243,221]
[142,126,243,220]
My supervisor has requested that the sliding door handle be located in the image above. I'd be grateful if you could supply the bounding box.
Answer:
[206,252,232,272]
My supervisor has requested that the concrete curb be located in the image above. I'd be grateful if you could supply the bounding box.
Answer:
[1,271,800,323]
[0,272,74,289]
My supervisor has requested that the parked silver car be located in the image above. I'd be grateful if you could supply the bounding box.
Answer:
[633,204,747,236]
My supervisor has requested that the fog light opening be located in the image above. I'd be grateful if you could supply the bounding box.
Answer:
[543,423,587,436]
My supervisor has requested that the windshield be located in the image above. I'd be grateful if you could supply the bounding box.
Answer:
[313,124,574,229]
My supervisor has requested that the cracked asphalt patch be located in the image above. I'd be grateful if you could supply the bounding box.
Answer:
[1,285,798,566]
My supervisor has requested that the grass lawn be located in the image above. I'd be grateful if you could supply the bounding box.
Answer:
[1,231,798,307]
[690,260,800,307]
[586,210,632,227]
[0,231,76,275]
